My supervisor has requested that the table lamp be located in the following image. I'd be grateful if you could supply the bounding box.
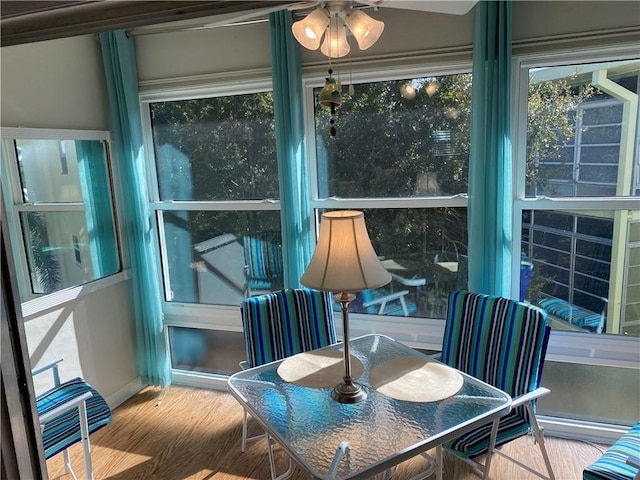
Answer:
[301,210,391,403]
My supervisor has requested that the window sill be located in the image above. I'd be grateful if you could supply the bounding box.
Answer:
[21,271,129,321]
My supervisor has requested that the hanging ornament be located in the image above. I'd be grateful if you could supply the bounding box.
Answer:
[319,68,342,137]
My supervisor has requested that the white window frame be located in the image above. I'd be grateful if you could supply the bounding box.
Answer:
[302,61,472,351]
[512,44,640,369]
[139,76,280,333]
[0,127,125,312]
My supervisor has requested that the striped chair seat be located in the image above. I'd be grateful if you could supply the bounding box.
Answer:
[583,422,640,480]
[538,297,604,331]
[37,377,113,459]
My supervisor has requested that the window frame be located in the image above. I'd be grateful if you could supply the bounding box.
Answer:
[139,77,281,331]
[512,44,640,368]
[302,62,473,348]
[0,127,124,309]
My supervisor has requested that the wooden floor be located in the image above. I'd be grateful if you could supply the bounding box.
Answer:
[46,385,606,480]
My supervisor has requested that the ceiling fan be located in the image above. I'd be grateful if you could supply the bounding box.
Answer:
[286,0,477,59]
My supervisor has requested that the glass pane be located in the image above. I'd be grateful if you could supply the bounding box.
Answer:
[159,210,282,305]
[16,139,107,203]
[522,209,639,336]
[320,207,467,319]
[314,74,471,198]
[168,327,245,375]
[150,93,278,201]
[526,59,639,198]
[21,211,119,294]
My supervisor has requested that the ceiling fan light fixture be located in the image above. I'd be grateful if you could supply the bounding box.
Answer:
[320,16,350,58]
[291,7,330,50]
[345,9,384,50]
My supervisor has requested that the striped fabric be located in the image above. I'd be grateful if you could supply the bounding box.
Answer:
[37,377,112,459]
[243,233,284,293]
[241,288,337,368]
[583,422,640,480]
[538,297,604,332]
[442,290,550,458]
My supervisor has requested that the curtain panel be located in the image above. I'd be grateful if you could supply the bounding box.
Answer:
[270,10,313,288]
[99,30,172,388]
[468,0,513,298]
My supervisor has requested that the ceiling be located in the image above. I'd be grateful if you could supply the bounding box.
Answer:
[0,1,291,46]
[0,0,477,47]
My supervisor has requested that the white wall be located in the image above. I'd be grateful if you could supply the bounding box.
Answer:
[134,1,639,84]
[0,35,109,130]
[27,281,140,407]
[0,34,138,407]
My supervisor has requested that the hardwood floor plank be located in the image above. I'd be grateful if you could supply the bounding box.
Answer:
[46,385,606,480]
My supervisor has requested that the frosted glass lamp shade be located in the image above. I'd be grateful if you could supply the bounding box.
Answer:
[320,18,350,58]
[301,211,391,292]
[292,8,330,50]
[346,9,385,50]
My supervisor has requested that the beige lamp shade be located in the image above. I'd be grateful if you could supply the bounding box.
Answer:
[320,17,350,58]
[301,211,391,292]
[346,9,385,50]
[292,8,330,50]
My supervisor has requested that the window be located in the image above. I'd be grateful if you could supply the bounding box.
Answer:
[145,90,280,308]
[1,129,120,301]
[517,57,639,337]
[309,72,471,319]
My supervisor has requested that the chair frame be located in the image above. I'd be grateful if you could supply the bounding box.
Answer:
[452,388,555,480]
[33,358,94,480]
[441,291,556,480]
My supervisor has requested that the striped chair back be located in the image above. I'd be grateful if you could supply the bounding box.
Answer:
[442,290,550,457]
[241,288,337,368]
[244,233,283,284]
[37,377,113,459]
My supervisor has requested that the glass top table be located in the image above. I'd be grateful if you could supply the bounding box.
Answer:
[227,334,511,480]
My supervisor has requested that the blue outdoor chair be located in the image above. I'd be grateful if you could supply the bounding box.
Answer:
[239,288,337,479]
[243,232,284,297]
[33,358,112,480]
[439,290,555,480]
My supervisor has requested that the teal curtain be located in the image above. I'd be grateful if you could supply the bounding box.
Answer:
[468,1,513,298]
[99,30,172,388]
[76,140,119,278]
[269,11,313,288]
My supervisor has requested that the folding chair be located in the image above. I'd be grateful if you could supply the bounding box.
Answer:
[33,358,112,480]
[440,290,556,480]
[239,288,337,479]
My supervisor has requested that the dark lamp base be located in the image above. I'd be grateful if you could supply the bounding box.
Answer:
[332,381,367,404]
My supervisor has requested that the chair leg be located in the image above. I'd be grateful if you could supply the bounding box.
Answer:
[78,400,94,480]
[242,408,248,452]
[527,404,556,480]
[266,433,294,480]
[481,418,500,480]
[63,448,79,480]
[435,445,443,480]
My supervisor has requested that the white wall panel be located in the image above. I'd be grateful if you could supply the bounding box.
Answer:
[0,35,109,130]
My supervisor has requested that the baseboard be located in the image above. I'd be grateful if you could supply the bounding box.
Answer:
[540,416,631,445]
[105,377,144,409]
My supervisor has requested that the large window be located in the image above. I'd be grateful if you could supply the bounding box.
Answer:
[1,129,120,301]
[310,73,471,319]
[517,57,639,337]
[146,91,280,307]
